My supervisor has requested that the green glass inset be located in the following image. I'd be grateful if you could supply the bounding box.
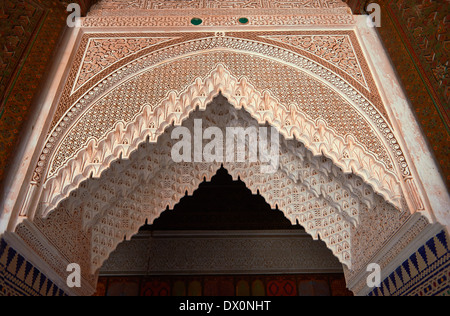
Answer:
[238,17,249,24]
[191,18,203,25]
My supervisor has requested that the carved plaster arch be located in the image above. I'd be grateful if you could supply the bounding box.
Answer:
[39,64,403,220]
[88,160,355,272]
[38,97,401,277]
[43,33,407,180]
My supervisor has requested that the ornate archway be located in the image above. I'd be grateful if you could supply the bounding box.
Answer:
[0,0,448,297]
[14,95,409,295]
[39,63,403,218]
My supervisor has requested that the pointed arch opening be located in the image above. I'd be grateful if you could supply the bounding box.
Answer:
[96,165,352,296]
[13,93,408,296]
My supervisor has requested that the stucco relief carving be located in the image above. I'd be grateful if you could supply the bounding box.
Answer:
[262,34,367,88]
[84,0,353,27]
[19,28,426,283]
[90,0,349,11]
[84,159,356,272]
[73,37,177,92]
[100,231,344,275]
[39,64,402,222]
[0,0,442,298]
[79,98,405,273]
[34,33,413,193]
[80,132,355,272]
[47,47,394,178]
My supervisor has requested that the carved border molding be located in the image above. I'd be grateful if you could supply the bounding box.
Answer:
[100,230,344,275]
[82,13,355,28]
[89,0,350,12]
[84,0,354,27]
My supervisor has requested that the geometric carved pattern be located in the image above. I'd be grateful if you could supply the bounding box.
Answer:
[263,34,368,88]
[83,14,355,28]
[73,37,177,91]
[85,1,354,27]
[32,31,418,212]
[48,46,394,177]
[31,31,419,221]
[90,0,350,11]
[8,93,416,296]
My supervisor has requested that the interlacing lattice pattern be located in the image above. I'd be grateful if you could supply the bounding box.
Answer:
[46,46,392,177]
[73,37,177,91]
[262,34,367,88]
